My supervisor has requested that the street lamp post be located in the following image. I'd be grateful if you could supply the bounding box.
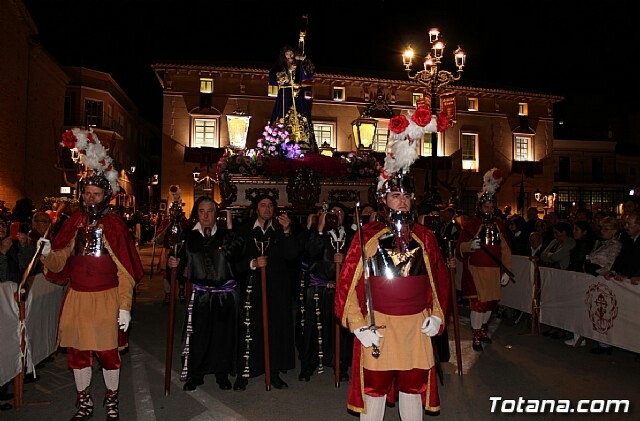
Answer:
[402,28,466,204]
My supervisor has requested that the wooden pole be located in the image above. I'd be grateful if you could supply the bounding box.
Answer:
[448,265,463,376]
[13,293,25,408]
[149,221,158,280]
[14,227,50,407]
[164,251,178,395]
[260,266,271,391]
[531,258,541,335]
[334,261,341,388]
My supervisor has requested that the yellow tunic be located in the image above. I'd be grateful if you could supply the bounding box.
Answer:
[42,234,135,351]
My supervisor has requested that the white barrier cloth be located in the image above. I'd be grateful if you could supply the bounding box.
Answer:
[0,274,65,385]
[539,267,640,353]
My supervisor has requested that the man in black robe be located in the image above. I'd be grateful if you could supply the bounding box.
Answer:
[169,196,243,392]
[234,194,299,390]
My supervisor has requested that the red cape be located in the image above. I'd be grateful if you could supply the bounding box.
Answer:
[45,210,144,285]
[455,215,511,300]
[334,221,450,413]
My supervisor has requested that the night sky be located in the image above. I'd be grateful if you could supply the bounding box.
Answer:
[24,0,639,138]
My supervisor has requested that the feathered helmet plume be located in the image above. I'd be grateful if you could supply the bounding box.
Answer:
[478,168,504,204]
[61,128,120,199]
[377,106,449,195]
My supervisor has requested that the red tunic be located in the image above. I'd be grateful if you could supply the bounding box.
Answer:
[335,222,450,413]
[455,216,511,311]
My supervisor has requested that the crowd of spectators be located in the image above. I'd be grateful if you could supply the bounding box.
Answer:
[502,197,640,356]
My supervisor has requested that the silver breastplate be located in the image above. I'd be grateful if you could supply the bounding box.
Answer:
[75,224,108,257]
[478,222,501,246]
[369,233,424,278]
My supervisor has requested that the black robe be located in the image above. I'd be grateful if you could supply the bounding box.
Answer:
[299,227,354,376]
[235,222,299,376]
[182,228,243,380]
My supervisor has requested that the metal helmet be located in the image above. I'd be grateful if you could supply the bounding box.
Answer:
[80,173,113,219]
[476,168,503,219]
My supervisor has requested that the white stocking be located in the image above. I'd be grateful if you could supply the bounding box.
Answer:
[361,394,386,421]
[73,367,92,392]
[399,392,423,421]
[102,368,120,391]
[470,311,484,330]
[482,311,492,325]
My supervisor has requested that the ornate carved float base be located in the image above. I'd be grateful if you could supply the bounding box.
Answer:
[219,169,376,211]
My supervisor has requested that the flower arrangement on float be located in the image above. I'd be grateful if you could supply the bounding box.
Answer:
[217,150,265,176]
[338,152,379,178]
[255,123,302,159]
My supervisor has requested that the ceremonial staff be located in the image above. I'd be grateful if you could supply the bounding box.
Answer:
[149,213,159,280]
[254,234,271,391]
[354,203,382,358]
[13,226,51,408]
[331,226,346,388]
[164,200,184,395]
[446,240,463,376]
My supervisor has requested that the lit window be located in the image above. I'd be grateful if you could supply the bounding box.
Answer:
[421,133,444,157]
[461,132,479,171]
[268,85,278,97]
[423,139,432,157]
[192,118,218,147]
[333,87,345,102]
[514,135,534,161]
[200,78,213,94]
[467,97,478,111]
[518,102,528,116]
[374,128,389,152]
[313,122,336,148]
[412,93,424,107]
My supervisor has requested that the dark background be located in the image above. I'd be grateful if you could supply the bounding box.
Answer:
[23,0,640,141]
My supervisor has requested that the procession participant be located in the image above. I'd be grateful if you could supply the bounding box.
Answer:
[336,109,450,420]
[233,194,299,390]
[155,185,188,303]
[38,128,143,420]
[456,168,512,352]
[167,196,243,391]
[299,202,354,382]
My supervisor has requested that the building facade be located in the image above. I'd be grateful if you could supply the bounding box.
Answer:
[60,66,160,210]
[153,62,562,215]
[1,1,159,212]
[0,0,69,209]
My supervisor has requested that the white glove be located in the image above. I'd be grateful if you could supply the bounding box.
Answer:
[353,326,383,348]
[118,309,131,332]
[500,273,511,286]
[421,316,442,336]
[37,238,51,256]
[470,238,482,250]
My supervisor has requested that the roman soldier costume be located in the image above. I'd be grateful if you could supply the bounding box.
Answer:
[456,168,512,351]
[335,108,450,419]
[41,129,144,420]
